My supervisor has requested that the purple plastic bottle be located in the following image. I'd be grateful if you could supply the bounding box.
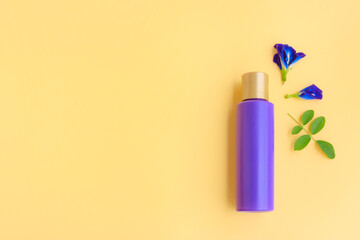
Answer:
[236,72,274,212]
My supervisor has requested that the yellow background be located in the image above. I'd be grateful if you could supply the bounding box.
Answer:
[1,0,360,239]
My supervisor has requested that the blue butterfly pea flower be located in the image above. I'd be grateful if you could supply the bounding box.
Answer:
[285,84,323,100]
[273,44,306,84]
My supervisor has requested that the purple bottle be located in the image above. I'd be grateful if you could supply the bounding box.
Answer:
[236,72,274,212]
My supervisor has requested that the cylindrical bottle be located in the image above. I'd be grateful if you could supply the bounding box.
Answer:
[236,72,274,212]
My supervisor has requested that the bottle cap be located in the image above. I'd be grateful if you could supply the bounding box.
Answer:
[242,72,269,101]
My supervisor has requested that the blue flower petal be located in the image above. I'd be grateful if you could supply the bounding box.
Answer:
[274,44,288,69]
[274,43,284,52]
[282,44,297,67]
[273,54,282,70]
[299,84,323,99]
[289,52,306,68]
[300,84,322,93]
[299,92,323,100]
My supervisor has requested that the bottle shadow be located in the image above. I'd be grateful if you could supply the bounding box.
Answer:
[227,82,242,209]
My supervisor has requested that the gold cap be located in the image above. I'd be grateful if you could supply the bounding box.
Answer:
[242,72,269,101]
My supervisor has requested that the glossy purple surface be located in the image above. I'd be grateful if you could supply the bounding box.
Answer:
[236,99,274,211]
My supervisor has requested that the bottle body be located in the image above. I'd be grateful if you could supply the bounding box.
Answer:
[236,99,274,211]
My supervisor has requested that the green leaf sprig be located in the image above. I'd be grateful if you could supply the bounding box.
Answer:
[288,110,335,159]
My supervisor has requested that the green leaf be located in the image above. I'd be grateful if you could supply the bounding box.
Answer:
[317,140,335,159]
[294,135,311,151]
[301,110,314,125]
[311,117,326,135]
[292,126,302,134]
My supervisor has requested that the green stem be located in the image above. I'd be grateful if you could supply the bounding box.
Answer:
[287,113,316,141]
[281,70,288,84]
[285,93,300,99]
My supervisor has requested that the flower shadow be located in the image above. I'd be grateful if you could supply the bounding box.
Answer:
[227,81,242,209]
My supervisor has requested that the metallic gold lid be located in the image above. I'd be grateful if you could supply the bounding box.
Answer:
[242,72,269,101]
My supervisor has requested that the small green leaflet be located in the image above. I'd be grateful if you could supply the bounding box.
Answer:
[317,140,335,159]
[292,126,302,134]
[301,110,314,125]
[294,135,311,150]
[311,117,325,135]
